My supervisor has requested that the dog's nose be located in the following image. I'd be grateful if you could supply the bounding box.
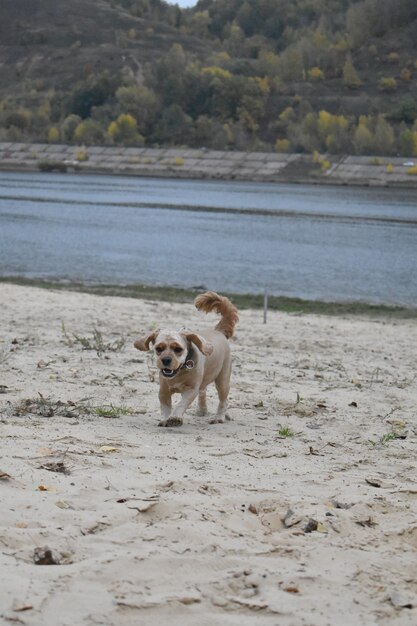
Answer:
[161,357,172,367]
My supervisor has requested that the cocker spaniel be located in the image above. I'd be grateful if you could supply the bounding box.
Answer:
[134,291,239,427]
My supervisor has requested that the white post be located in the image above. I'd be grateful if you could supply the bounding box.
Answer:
[263,289,268,324]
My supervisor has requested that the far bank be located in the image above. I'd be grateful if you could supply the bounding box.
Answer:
[1,142,417,188]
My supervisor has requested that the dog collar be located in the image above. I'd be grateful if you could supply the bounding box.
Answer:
[181,346,195,370]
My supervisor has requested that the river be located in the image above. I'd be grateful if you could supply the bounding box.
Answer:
[0,171,416,306]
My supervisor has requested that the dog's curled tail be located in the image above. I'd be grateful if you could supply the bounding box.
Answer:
[194,291,239,339]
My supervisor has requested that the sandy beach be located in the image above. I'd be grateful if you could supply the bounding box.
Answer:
[1,282,416,626]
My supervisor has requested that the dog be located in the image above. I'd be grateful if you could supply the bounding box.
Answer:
[134,291,239,427]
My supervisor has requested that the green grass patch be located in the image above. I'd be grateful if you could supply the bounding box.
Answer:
[277,426,296,438]
[91,404,134,418]
[368,431,404,447]
[1,277,415,318]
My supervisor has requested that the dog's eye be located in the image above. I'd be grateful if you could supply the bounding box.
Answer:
[174,347,183,354]
[155,347,163,354]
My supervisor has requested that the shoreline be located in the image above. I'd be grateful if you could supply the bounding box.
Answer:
[1,277,415,318]
[1,141,417,189]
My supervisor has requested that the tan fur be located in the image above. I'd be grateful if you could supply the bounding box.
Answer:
[194,291,239,339]
[134,291,238,427]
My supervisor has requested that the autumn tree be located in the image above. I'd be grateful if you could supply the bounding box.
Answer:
[353,117,373,154]
[343,54,362,89]
[74,119,105,145]
[107,114,144,146]
[115,85,159,134]
[61,114,82,142]
[373,115,395,154]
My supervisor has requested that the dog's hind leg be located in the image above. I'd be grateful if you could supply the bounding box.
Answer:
[210,360,232,424]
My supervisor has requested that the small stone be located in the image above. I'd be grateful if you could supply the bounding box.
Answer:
[283,509,302,528]
[304,518,318,533]
[389,591,414,609]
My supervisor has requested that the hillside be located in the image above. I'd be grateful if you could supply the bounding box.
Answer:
[0,0,207,96]
[0,0,416,156]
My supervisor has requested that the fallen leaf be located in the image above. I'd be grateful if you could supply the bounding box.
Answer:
[349,401,358,407]
[387,418,406,428]
[283,586,299,594]
[316,522,328,533]
[37,485,55,492]
[37,447,54,456]
[178,597,202,605]
[99,446,120,453]
[248,504,258,515]
[0,471,12,480]
[55,500,72,509]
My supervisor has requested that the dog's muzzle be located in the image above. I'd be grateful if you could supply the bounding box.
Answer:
[161,358,195,379]
[161,367,177,378]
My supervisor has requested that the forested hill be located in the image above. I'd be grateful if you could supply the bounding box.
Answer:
[1,0,416,156]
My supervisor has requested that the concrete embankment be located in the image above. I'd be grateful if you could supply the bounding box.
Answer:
[0,141,416,188]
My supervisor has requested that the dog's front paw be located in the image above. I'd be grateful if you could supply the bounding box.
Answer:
[158,416,184,427]
[209,413,231,425]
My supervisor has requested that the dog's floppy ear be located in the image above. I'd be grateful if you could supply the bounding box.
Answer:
[181,330,213,356]
[134,329,159,351]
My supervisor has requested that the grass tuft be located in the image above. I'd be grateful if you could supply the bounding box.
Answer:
[61,322,125,356]
[277,426,296,438]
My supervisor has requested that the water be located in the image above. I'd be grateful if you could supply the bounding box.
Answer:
[0,171,416,306]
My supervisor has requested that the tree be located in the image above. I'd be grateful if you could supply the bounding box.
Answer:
[67,73,121,119]
[353,120,373,154]
[190,10,211,37]
[74,119,105,144]
[47,127,60,143]
[378,77,397,92]
[115,85,159,133]
[373,115,395,154]
[399,128,417,156]
[107,114,144,146]
[257,50,279,77]
[279,46,304,81]
[308,67,324,81]
[152,104,193,145]
[61,114,82,142]
[275,138,290,152]
[343,54,362,89]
